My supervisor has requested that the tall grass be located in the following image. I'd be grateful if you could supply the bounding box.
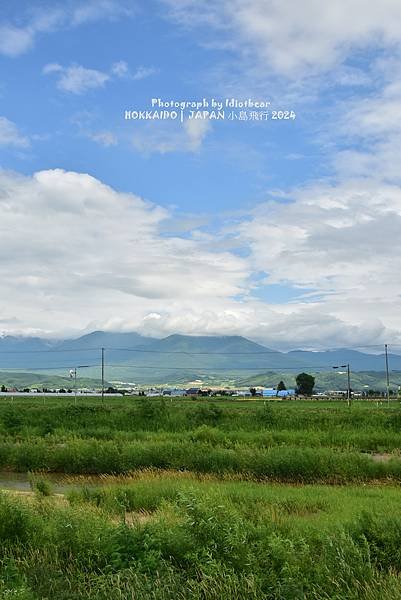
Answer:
[1,488,401,598]
[2,398,401,597]
[0,438,400,481]
[0,398,401,482]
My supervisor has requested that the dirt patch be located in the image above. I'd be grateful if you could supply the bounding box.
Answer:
[370,453,398,462]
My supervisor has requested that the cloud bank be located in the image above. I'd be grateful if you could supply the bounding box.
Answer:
[0,168,400,348]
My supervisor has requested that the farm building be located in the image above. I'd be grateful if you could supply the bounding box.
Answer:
[262,388,296,398]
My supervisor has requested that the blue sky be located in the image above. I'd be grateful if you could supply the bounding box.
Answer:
[1,0,401,349]
[0,1,320,210]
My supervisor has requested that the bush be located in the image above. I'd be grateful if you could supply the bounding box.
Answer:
[28,474,53,498]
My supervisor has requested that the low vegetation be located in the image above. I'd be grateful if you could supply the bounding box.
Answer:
[2,474,401,598]
[0,396,401,598]
[0,397,400,479]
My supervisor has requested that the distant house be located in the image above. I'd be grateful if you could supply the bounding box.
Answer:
[262,388,277,397]
[277,389,295,397]
[262,388,295,398]
[162,388,186,397]
[186,387,200,396]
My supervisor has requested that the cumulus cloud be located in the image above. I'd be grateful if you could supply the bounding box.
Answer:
[0,169,250,337]
[0,117,30,148]
[333,77,401,183]
[1,168,401,348]
[155,3,401,350]
[228,178,401,345]
[235,180,401,290]
[163,0,401,78]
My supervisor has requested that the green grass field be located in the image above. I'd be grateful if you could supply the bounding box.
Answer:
[1,396,401,598]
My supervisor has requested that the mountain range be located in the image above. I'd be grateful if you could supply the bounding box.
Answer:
[0,331,399,388]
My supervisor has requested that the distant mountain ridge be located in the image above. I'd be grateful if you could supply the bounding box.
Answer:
[0,331,399,381]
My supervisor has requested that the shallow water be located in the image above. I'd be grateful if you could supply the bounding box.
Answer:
[0,471,104,493]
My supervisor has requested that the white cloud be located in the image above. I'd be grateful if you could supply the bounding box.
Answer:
[184,118,211,151]
[0,25,34,57]
[132,119,211,154]
[88,131,118,147]
[42,63,63,75]
[111,60,130,78]
[111,61,158,80]
[0,169,250,337]
[43,63,110,94]
[0,117,30,148]
[235,180,401,291]
[70,0,134,26]
[228,177,401,346]
[132,66,158,80]
[44,60,156,95]
[2,168,401,348]
[163,0,401,78]
[0,2,134,57]
[330,74,401,184]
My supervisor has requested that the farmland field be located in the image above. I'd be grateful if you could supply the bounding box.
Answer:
[1,396,401,598]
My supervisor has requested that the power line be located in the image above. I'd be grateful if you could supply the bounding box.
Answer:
[1,344,401,356]
[0,346,283,356]
[352,343,401,348]
[107,347,283,356]
[0,363,339,372]
[81,363,343,371]
[2,361,401,373]
[0,365,99,371]
[0,347,100,354]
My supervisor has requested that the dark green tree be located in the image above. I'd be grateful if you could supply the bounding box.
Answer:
[277,381,286,391]
[295,373,315,396]
[250,387,257,396]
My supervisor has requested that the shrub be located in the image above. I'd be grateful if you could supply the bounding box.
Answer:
[28,474,53,498]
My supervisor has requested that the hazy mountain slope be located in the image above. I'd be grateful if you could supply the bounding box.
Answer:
[1,332,401,385]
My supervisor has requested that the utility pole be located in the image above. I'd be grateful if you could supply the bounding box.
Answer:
[70,368,77,405]
[69,365,89,405]
[385,344,390,406]
[333,364,351,407]
[101,347,105,402]
[346,363,351,408]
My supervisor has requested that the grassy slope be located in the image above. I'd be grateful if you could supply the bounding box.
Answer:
[0,371,108,389]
